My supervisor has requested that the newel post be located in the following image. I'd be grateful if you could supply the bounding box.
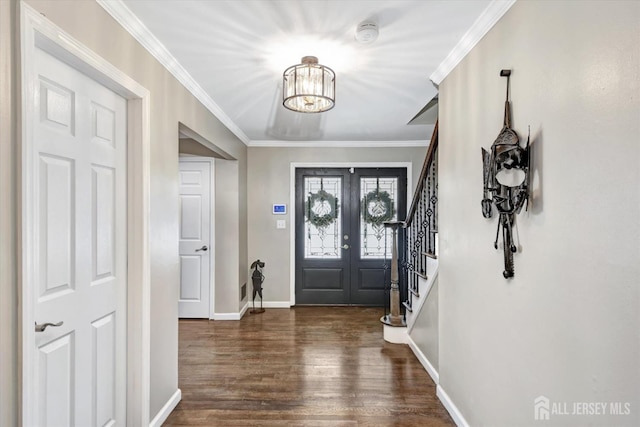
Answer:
[382,221,404,326]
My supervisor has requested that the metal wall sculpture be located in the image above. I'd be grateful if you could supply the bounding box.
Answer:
[481,70,530,278]
[250,259,265,313]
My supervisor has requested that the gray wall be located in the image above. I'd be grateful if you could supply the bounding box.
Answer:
[179,138,224,158]
[215,158,245,312]
[247,146,428,303]
[1,0,248,421]
[438,1,640,426]
[409,278,439,372]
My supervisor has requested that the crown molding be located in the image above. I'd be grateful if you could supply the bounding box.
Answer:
[248,140,430,148]
[96,0,251,145]
[430,0,517,86]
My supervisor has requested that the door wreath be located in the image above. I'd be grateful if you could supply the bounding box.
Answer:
[306,189,339,229]
[362,190,395,227]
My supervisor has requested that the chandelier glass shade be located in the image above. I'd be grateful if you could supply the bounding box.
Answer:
[283,56,335,113]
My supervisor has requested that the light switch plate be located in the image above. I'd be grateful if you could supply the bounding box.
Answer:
[276,220,286,229]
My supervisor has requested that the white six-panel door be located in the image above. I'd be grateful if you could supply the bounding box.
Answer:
[178,159,213,318]
[30,46,127,426]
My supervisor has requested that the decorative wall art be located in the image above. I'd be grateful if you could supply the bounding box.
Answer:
[481,70,531,279]
[250,259,265,314]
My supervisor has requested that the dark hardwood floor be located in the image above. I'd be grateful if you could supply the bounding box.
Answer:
[164,306,454,426]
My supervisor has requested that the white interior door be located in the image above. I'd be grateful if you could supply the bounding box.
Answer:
[178,159,213,318]
[28,46,127,426]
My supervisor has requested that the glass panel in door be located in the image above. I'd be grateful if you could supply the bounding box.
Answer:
[348,169,406,306]
[360,177,399,259]
[295,169,350,305]
[304,176,342,259]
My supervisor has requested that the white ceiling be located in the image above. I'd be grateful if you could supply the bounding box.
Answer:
[109,0,508,145]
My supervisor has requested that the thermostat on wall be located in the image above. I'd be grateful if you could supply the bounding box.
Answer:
[272,204,287,215]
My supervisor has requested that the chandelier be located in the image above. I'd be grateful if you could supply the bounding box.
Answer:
[282,56,335,113]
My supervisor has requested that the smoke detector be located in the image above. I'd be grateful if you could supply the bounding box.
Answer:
[355,21,379,44]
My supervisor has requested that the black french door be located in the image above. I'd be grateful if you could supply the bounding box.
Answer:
[295,168,407,306]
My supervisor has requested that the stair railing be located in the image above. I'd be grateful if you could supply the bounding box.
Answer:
[401,121,438,314]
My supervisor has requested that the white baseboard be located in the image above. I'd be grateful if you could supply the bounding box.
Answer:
[212,312,241,320]
[407,335,439,385]
[247,301,291,309]
[213,302,248,321]
[437,385,470,427]
[239,301,249,318]
[149,388,181,427]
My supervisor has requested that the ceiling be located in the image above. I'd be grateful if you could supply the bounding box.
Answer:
[106,0,505,145]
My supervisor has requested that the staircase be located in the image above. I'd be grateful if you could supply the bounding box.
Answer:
[382,121,439,343]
